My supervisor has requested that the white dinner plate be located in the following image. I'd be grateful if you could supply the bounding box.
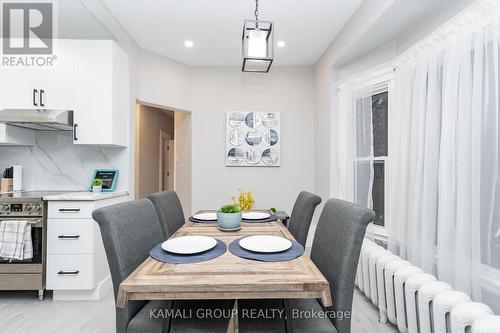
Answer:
[242,212,271,220]
[162,236,217,254]
[239,235,292,253]
[192,212,217,221]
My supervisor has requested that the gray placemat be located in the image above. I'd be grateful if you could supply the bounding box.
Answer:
[188,216,218,224]
[228,237,304,262]
[242,214,280,223]
[150,239,227,264]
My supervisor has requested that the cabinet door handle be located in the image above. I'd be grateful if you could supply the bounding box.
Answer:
[40,89,45,107]
[57,270,79,275]
[73,124,78,141]
[58,208,80,213]
[58,235,80,239]
[33,89,38,107]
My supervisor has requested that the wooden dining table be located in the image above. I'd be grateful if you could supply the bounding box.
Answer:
[116,211,332,309]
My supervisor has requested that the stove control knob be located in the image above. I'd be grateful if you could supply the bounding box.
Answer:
[1,204,9,211]
[34,204,42,212]
[25,204,32,211]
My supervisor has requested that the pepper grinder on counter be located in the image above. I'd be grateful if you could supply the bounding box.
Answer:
[1,167,13,193]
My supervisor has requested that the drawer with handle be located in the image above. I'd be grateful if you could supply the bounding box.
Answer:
[46,254,94,290]
[48,201,94,219]
[47,219,94,254]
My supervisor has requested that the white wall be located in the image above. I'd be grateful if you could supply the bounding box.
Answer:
[137,52,316,215]
[190,67,315,215]
[138,49,192,112]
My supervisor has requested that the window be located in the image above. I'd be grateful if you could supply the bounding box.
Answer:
[354,90,388,227]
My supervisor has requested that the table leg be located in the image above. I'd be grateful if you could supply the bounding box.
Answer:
[320,288,333,307]
[227,300,238,333]
[116,288,128,308]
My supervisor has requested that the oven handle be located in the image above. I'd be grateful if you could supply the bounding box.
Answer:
[0,219,41,225]
[58,270,80,275]
[58,235,80,240]
[58,208,81,213]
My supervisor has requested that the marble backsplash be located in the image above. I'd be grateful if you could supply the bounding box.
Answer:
[0,132,129,191]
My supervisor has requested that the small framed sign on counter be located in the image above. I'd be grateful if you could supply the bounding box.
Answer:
[89,169,119,192]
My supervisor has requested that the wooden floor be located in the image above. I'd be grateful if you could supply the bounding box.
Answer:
[0,288,398,333]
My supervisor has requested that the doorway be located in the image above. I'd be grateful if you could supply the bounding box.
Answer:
[135,103,175,199]
[135,102,192,214]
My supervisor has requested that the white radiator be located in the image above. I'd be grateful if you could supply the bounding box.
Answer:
[356,238,500,333]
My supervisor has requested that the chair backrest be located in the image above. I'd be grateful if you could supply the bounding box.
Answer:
[310,199,375,333]
[92,199,164,333]
[288,191,322,246]
[147,191,185,238]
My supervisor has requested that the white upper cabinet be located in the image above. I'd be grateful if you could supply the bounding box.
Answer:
[40,40,75,110]
[0,39,129,147]
[73,40,129,146]
[0,39,74,111]
[0,39,74,145]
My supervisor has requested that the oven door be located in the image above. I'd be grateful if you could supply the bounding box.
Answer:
[0,218,44,272]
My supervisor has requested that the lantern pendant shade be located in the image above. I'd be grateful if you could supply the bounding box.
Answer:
[242,20,274,73]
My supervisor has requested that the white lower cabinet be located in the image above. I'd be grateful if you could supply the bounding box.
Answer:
[47,219,94,255]
[46,195,127,300]
[46,254,94,290]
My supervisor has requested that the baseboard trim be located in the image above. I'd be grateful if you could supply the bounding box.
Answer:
[52,275,112,301]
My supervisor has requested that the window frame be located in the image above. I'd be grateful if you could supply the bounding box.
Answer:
[352,75,394,242]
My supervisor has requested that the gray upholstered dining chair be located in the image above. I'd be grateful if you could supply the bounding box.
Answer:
[93,199,235,333]
[147,191,185,238]
[284,198,375,333]
[237,191,321,332]
[288,191,322,247]
[92,199,170,333]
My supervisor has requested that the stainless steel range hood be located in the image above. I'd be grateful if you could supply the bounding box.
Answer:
[0,109,74,131]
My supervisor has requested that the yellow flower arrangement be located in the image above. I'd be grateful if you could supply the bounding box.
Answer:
[232,189,254,211]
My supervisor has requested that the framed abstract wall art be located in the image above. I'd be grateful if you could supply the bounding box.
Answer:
[225,111,281,167]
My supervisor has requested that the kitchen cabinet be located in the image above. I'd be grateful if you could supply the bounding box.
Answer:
[0,39,129,146]
[0,39,74,111]
[46,192,128,300]
[73,40,129,146]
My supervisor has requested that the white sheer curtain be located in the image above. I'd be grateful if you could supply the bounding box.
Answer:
[386,1,500,307]
[333,80,374,205]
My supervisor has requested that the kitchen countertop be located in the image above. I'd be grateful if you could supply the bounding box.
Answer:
[42,190,129,201]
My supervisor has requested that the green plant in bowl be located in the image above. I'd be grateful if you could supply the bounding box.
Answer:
[219,204,241,214]
[91,178,104,193]
[91,179,104,186]
[217,204,242,230]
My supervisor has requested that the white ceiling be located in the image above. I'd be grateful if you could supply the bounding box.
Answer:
[101,0,364,66]
[58,0,113,39]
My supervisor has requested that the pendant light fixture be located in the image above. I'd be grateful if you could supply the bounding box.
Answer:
[242,0,274,73]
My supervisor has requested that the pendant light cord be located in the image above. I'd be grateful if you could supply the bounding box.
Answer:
[255,0,259,29]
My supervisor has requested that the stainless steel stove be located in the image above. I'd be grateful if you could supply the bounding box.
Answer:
[0,191,65,300]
